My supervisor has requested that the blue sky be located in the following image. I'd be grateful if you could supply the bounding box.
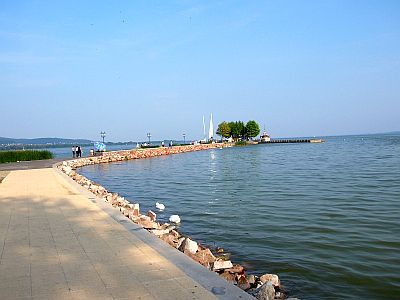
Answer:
[1,1,399,141]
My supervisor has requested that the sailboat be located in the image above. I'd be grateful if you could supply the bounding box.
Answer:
[208,113,214,141]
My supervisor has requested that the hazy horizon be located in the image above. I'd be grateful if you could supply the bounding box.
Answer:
[2,130,400,144]
[1,1,399,141]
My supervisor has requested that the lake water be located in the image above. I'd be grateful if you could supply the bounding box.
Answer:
[79,135,400,299]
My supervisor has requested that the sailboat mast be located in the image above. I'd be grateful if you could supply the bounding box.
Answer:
[203,115,206,140]
[208,113,214,140]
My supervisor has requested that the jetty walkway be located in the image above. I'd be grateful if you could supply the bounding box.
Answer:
[0,164,252,299]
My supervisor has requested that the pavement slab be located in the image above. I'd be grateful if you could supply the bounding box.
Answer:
[0,168,254,300]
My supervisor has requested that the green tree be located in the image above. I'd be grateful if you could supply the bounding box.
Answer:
[236,121,245,139]
[230,121,245,140]
[229,122,239,139]
[245,120,260,139]
[216,122,231,139]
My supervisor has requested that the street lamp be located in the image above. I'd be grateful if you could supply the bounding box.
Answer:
[147,132,151,144]
[183,133,186,144]
[100,131,106,143]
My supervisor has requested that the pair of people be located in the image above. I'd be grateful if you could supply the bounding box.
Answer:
[72,145,82,158]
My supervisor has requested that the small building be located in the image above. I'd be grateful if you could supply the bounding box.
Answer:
[260,131,271,142]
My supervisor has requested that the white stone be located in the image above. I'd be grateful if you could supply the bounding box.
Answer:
[260,274,280,287]
[63,166,72,175]
[212,259,233,271]
[179,238,198,254]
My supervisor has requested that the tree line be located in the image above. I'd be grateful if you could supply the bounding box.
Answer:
[216,120,260,140]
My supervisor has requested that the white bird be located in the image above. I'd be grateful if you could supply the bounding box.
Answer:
[155,202,165,211]
[169,215,181,224]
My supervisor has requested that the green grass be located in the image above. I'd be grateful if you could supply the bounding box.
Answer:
[0,150,53,163]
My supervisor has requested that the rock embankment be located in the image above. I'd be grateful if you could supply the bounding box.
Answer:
[59,144,286,299]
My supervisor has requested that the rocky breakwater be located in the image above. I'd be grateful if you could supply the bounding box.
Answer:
[59,145,288,300]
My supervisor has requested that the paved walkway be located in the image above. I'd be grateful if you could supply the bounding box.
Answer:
[0,168,220,300]
[0,158,65,171]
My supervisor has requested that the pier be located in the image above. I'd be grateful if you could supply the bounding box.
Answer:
[261,139,324,144]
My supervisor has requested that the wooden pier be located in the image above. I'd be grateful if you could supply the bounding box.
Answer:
[261,139,324,144]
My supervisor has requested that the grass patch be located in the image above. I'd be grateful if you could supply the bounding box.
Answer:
[0,150,53,163]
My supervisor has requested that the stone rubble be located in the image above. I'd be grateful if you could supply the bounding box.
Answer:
[58,144,288,299]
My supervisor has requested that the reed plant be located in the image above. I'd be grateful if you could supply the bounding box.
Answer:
[0,150,53,163]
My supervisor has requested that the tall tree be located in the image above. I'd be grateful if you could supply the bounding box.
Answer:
[216,122,231,138]
[229,121,246,140]
[245,120,260,139]
[229,122,239,139]
[237,121,245,139]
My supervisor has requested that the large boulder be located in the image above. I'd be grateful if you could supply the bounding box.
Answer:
[147,210,157,222]
[176,237,185,249]
[187,248,216,269]
[260,274,280,287]
[128,203,140,217]
[178,237,198,254]
[138,216,158,229]
[160,233,179,247]
[237,275,251,291]
[256,281,275,300]
[247,274,256,285]
[212,259,233,271]
[220,271,236,284]
[226,264,244,274]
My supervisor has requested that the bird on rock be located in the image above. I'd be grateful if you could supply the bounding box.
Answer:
[169,215,181,224]
[155,202,165,211]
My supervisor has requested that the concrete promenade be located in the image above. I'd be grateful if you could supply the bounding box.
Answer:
[0,166,254,299]
[0,168,226,300]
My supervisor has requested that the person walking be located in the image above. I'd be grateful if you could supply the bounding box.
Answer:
[75,145,79,158]
[72,146,76,158]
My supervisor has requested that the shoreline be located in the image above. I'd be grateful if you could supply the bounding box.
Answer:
[59,144,286,299]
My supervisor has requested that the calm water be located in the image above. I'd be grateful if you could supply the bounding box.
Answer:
[79,135,400,299]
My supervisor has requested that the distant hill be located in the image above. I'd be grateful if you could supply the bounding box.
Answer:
[0,137,93,145]
[381,131,400,135]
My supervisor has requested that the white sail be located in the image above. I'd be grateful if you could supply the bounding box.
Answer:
[208,113,214,140]
[203,115,206,139]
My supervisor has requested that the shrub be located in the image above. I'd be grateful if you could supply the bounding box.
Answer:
[235,140,247,146]
[0,150,53,163]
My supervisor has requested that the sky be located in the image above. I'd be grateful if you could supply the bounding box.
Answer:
[0,1,399,141]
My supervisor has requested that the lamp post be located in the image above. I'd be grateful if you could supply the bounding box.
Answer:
[147,132,151,144]
[100,131,106,143]
[183,133,186,144]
